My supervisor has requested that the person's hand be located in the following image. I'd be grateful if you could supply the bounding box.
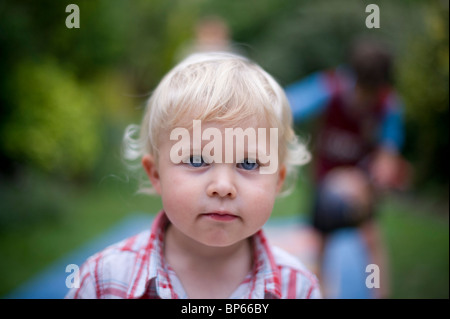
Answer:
[370,148,411,191]
[323,167,373,218]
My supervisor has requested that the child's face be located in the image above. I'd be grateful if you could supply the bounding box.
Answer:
[142,119,286,248]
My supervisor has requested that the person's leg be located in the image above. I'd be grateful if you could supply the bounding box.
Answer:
[322,167,390,298]
[359,219,390,298]
[312,167,391,298]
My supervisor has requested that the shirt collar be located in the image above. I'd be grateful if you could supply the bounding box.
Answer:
[249,229,283,299]
[128,211,282,299]
[126,211,171,299]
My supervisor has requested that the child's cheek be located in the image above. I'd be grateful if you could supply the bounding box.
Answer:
[244,180,277,214]
[161,169,200,205]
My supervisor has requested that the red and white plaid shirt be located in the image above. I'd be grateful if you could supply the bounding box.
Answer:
[66,212,321,299]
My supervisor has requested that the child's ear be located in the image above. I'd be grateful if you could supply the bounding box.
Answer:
[276,164,287,193]
[142,154,162,195]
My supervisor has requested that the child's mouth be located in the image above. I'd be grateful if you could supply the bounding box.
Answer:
[202,212,238,221]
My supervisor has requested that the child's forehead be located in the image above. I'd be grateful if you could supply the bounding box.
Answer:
[172,117,272,132]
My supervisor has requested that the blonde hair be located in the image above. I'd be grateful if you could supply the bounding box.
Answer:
[123,51,310,195]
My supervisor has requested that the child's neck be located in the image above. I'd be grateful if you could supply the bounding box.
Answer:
[164,224,253,298]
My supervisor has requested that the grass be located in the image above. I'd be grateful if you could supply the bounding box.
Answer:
[0,168,448,298]
[379,196,449,298]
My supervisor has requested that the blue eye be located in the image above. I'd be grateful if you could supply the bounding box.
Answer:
[237,159,259,170]
[188,155,206,168]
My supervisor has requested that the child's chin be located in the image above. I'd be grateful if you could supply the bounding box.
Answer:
[199,236,246,248]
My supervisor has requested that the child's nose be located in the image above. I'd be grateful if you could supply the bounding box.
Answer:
[206,166,237,199]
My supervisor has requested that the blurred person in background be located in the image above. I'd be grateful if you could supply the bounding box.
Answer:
[285,38,411,298]
[177,15,234,60]
[192,16,232,53]
[177,14,248,62]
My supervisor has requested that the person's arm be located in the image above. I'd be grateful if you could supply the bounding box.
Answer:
[379,92,405,153]
[285,71,334,123]
[371,93,409,190]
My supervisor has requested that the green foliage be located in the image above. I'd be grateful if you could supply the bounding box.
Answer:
[230,0,413,84]
[248,0,369,84]
[397,2,449,189]
[2,60,101,176]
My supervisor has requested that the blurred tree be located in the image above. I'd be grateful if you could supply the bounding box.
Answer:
[0,0,197,178]
[2,59,101,177]
[397,1,449,192]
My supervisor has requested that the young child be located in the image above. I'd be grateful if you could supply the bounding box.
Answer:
[66,52,320,299]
